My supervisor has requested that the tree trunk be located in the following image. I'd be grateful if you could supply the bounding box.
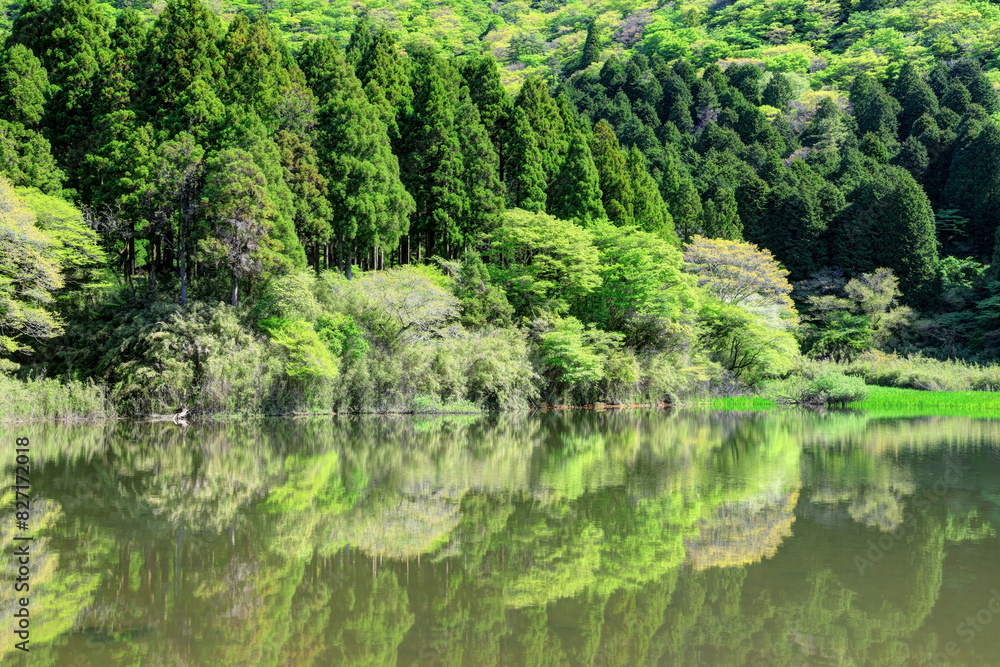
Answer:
[399,235,410,265]
[179,226,188,307]
[230,270,239,307]
[336,234,344,274]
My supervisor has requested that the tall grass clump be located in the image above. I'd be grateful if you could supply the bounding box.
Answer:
[0,374,113,421]
[843,351,1000,391]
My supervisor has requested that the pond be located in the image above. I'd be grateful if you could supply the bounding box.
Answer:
[3,409,1000,665]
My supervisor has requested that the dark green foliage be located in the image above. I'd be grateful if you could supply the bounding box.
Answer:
[0,43,49,126]
[943,121,1000,257]
[549,130,605,225]
[850,74,900,145]
[702,188,742,241]
[626,146,675,243]
[659,146,702,241]
[504,107,547,212]
[578,18,601,72]
[591,119,634,226]
[454,251,513,327]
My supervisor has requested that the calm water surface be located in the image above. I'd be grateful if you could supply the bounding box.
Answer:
[3,410,1000,666]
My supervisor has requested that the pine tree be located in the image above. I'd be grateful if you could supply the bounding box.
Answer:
[504,107,547,212]
[626,146,675,243]
[659,146,702,241]
[591,119,634,226]
[549,131,605,225]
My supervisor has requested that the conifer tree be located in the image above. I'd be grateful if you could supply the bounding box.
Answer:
[943,120,1000,255]
[299,38,412,274]
[138,0,224,127]
[218,15,291,129]
[0,44,49,126]
[98,9,146,115]
[457,55,510,153]
[455,86,504,245]
[356,26,413,146]
[702,188,742,240]
[578,18,601,72]
[401,51,466,258]
[591,119,634,226]
[626,146,675,243]
[659,146,702,241]
[949,59,1000,114]
[504,107,547,212]
[659,72,694,134]
[512,76,568,189]
[549,131,605,225]
[851,73,900,145]
[893,63,938,138]
[762,72,793,108]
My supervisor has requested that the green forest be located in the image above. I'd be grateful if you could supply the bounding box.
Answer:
[3,0,1000,417]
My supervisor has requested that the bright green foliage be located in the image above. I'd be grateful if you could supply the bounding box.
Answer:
[548,131,605,225]
[259,316,339,379]
[15,185,106,290]
[98,8,146,115]
[504,107,547,212]
[698,298,799,385]
[592,119,634,226]
[218,15,292,129]
[487,209,602,317]
[0,43,49,126]
[578,220,693,335]
[537,316,606,397]
[454,251,513,327]
[0,175,64,354]
[683,235,796,320]
[455,86,504,243]
[275,128,331,265]
[808,311,875,362]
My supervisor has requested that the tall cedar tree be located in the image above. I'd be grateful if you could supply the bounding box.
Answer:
[943,120,1000,256]
[549,131,605,225]
[455,85,504,245]
[659,146,702,241]
[355,25,413,147]
[401,50,466,258]
[218,15,291,130]
[504,107,547,212]
[298,37,413,274]
[626,146,676,243]
[850,73,900,145]
[512,76,568,186]
[592,119,634,226]
[137,0,224,131]
[9,0,112,176]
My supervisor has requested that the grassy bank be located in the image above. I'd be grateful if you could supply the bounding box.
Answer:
[0,374,114,421]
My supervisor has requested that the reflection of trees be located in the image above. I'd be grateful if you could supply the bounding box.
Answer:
[9,410,998,664]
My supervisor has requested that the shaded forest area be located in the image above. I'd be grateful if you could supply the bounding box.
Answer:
[2,0,1000,417]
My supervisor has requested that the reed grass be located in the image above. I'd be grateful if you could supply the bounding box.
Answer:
[0,374,115,421]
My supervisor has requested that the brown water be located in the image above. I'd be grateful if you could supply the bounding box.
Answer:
[2,410,1000,666]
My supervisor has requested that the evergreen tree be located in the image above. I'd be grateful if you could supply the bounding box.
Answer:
[659,146,702,241]
[549,131,605,225]
[138,0,224,127]
[626,146,675,243]
[943,120,1000,256]
[513,76,568,185]
[98,9,147,115]
[0,119,64,192]
[702,188,742,240]
[455,86,504,245]
[850,73,900,144]
[218,15,291,129]
[299,37,413,273]
[0,44,49,126]
[401,51,466,258]
[345,15,374,69]
[504,107,547,212]
[356,25,413,146]
[577,18,601,72]
[836,164,939,303]
[591,119,634,226]
[761,73,793,109]
[949,59,1000,114]
[893,62,938,138]
[725,64,763,106]
[457,55,510,153]
[660,72,694,134]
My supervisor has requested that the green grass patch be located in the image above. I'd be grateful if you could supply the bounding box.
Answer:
[708,396,777,411]
[849,386,1000,418]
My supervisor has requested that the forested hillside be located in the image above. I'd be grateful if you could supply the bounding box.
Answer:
[2,0,1000,417]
